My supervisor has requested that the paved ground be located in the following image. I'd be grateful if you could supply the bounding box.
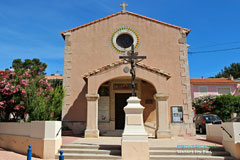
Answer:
[0,148,41,160]
[68,135,221,147]
[0,135,221,160]
[0,136,78,160]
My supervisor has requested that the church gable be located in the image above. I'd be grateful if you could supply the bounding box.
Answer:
[63,11,190,71]
[61,11,190,38]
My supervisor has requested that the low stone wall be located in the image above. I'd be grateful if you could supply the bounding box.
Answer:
[206,124,222,144]
[206,122,240,159]
[170,123,196,136]
[0,121,62,159]
[222,122,240,159]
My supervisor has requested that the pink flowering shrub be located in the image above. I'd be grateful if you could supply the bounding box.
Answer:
[192,95,216,114]
[0,59,63,121]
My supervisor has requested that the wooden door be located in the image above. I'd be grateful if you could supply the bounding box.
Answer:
[115,93,131,129]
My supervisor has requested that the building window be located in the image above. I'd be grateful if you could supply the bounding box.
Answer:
[199,86,208,96]
[217,87,231,95]
[111,27,139,54]
[116,34,133,48]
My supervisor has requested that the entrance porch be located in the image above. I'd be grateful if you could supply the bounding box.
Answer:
[83,60,172,138]
[97,78,158,136]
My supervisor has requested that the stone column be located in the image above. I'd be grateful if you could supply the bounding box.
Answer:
[154,93,171,138]
[84,94,99,138]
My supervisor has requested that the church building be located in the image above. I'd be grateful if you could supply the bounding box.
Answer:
[61,5,195,138]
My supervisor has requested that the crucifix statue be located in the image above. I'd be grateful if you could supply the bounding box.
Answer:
[120,2,128,13]
[119,45,146,96]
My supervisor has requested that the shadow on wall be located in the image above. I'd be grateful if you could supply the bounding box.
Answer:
[141,81,156,123]
[62,83,87,134]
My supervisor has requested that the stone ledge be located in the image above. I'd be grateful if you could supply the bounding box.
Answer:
[86,94,99,101]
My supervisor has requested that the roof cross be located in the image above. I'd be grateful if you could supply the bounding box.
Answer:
[119,45,146,96]
[120,2,128,13]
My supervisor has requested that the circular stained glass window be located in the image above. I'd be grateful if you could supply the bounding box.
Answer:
[116,34,133,48]
[111,27,140,54]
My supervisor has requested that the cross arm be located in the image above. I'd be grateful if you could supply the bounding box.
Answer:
[119,56,147,59]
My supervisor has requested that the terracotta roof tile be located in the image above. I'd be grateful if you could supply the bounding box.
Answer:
[61,11,190,37]
[190,78,238,83]
[82,60,171,79]
[45,75,63,80]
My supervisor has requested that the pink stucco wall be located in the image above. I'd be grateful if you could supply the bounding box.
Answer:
[191,83,238,99]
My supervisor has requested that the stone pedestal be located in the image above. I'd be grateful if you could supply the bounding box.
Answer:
[85,94,99,138]
[231,113,237,119]
[154,93,171,138]
[122,97,149,160]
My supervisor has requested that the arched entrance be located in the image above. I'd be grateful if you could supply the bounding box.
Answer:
[97,77,157,135]
[84,61,171,138]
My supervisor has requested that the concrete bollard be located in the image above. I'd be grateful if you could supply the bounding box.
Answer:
[27,145,32,160]
[59,150,64,160]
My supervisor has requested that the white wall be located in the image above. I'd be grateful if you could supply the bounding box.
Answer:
[0,121,61,139]
[206,124,222,144]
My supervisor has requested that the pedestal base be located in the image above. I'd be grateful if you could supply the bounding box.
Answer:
[121,97,149,160]
[122,140,149,160]
[84,129,99,138]
[156,130,171,138]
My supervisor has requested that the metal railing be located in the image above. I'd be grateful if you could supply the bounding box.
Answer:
[221,126,232,138]
[56,127,62,137]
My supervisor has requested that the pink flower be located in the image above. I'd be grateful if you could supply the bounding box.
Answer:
[21,89,26,95]
[0,101,4,105]
[47,83,51,87]
[21,79,28,87]
[9,99,15,103]
[13,106,20,110]
[4,86,9,91]
[23,71,30,77]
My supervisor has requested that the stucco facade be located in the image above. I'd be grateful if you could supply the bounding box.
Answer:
[61,11,195,137]
[190,78,239,99]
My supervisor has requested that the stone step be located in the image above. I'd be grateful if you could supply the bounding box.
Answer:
[100,130,123,137]
[55,153,121,159]
[150,155,236,160]
[61,144,99,149]
[56,159,120,160]
[61,144,121,150]
[150,150,230,156]
[149,146,225,151]
[58,148,121,155]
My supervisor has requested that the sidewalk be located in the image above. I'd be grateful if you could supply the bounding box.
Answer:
[0,148,41,160]
[0,136,78,160]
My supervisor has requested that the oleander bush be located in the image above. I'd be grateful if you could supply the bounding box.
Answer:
[0,58,64,122]
[192,95,216,114]
[192,94,240,121]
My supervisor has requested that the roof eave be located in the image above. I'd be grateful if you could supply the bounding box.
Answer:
[191,82,238,84]
[60,11,191,39]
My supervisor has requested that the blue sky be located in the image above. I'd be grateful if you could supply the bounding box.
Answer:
[0,0,240,78]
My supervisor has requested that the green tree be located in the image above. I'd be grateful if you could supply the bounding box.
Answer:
[212,95,240,122]
[215,63,240,78]
[12,58,47,77]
